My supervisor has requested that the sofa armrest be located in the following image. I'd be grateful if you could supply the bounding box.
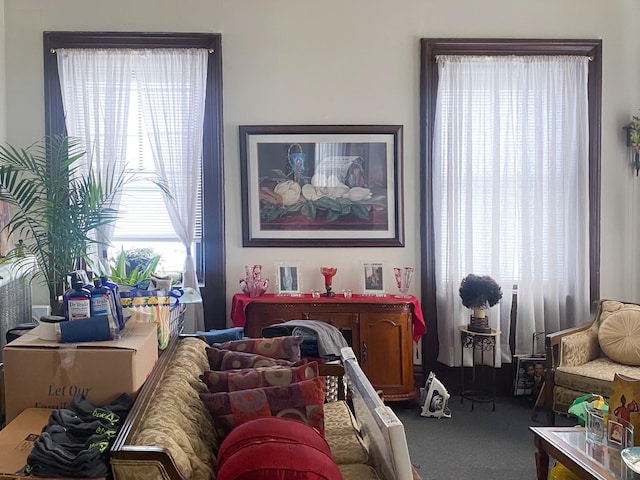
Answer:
[111,336,201,480]
[557,326,600,367]
[110,447,182,480]
[546,301,602,369]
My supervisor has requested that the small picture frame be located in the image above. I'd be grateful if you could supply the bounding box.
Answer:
[607,419,624,446]
[275,263,302,296]
[586,408,605,441]
[513,355,546,396]
[362,261,385,295]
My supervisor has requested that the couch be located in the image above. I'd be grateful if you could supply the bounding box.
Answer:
[544,299,640,423]
[110,335,421,480]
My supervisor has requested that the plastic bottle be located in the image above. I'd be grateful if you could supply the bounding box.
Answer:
[100,275,125,330]
[64,280,91,321]
[70,270,93,292]
[91,279,116,323]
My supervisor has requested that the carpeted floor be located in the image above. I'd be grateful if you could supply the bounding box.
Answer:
[390,393,576,480]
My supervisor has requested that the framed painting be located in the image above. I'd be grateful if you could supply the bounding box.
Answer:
[362,261,385,295]
[275,262,302,296]
[239,125,404,247]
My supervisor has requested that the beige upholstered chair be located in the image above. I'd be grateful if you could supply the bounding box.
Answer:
[543,299,640,424]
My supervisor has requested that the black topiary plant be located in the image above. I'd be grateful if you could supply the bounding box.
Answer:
[459,274,503,333]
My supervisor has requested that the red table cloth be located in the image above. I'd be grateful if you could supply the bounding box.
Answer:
[230,293,426,342]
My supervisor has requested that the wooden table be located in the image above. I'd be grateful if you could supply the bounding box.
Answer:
[530,426,637,480]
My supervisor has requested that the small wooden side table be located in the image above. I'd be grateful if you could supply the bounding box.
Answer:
[459,326,501,411]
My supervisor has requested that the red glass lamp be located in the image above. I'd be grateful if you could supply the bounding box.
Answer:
[320,267,337,297]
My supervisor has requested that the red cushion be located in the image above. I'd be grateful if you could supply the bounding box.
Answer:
[215,336,303,361]
[200,362,318,393]
[217,441,343,480]
[199,376,325,438]
[217,417,331,468]
[206,346,300,370]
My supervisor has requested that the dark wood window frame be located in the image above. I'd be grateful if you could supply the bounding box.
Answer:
[419,38,602,372]
[43,32,226,329]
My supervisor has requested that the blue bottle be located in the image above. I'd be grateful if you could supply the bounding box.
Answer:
[90,278,117,328]
[70,271,94,293]
[63,280,91,321]
[101,275,125,330]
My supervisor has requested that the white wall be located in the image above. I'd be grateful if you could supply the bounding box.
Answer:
[3,0,640,319]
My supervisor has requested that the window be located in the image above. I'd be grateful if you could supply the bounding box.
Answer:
[420,39,602,369]
[43,32,226,328]
[108,78,203,274]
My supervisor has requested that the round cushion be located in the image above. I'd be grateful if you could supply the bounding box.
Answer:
[216,442,343,480]
[599,308,640,366]
[216,417,341,480]
[217,417,331,468]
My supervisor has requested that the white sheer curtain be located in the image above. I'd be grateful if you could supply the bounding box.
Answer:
[133,49,207,333]
[433,55,590,367]
[56,49,132,272]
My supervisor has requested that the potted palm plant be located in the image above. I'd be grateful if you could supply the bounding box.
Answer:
[0,135,127,315]
[459,273,503,333]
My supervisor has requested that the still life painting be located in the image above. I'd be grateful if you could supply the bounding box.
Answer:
[239,125,404,247]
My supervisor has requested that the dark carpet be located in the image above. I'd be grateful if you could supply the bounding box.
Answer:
[390,394,575,480]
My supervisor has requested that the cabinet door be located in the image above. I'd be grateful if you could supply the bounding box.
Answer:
[302,312,360,359]
[360,311,415,400]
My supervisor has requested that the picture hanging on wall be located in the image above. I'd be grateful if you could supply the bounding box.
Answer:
[239,124,404,247]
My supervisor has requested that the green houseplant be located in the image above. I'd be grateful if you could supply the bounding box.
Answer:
[0,135,127,314]
[459,273,503,333]
[109,247,161,287]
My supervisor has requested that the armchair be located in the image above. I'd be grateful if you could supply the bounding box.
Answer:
[543,299,640,424]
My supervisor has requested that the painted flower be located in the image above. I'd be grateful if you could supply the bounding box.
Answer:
[274,180,301,206]
[344,187,372,202]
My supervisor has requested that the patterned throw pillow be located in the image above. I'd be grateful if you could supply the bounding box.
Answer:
[206,346,300,370]
[200,362,319,393]
[199,376,326,438]
[214,336,303,362]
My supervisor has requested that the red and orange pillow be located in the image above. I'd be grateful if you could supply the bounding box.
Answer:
[206,346,304,371]
[214,336,303,362]
[200,362,318,393]
[199,376,326,438]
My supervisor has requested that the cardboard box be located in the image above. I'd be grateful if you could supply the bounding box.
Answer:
[3,322,157,423]
[0,408,106,480]
[0,408,51,479]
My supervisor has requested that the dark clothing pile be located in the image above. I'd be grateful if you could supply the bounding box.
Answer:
[25,393,134,478]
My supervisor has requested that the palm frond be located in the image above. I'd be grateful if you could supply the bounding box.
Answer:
[0,135,131,309]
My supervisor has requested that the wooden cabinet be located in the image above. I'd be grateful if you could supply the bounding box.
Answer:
[243,298,418,401]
